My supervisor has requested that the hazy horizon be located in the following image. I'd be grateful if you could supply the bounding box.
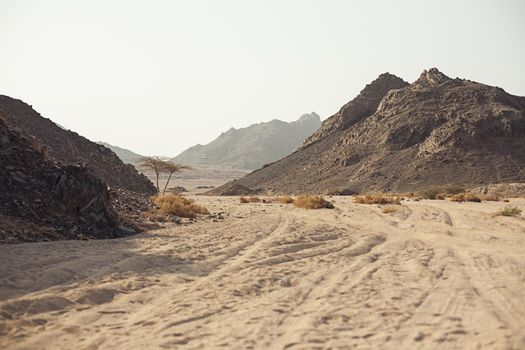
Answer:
[1,0,524,156]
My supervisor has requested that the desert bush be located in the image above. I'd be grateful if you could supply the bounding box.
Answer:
[382,206,399,214]
[143,209,169,222]
[492,206,522,218]
[151,194,209,218]
[418,186,442,199]
[239,196,261,203]
[418,185,465,199]
[293,195,334,209]
[449,193,482,203]
[479,194,500,202]
[353,194,401,205]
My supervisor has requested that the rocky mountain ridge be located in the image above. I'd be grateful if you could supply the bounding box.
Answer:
[209,68,525,195]
[304,73,409,146]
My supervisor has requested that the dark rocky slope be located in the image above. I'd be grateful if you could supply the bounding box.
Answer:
[210,69,525,195]
[304,73,409,145]
[0,96,155,195]
[98,141,144,165]
[0,119,123,242]
[172,112,321,170]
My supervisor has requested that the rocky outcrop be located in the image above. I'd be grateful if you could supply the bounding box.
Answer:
[0,95,156,195]
[172,112,321,170]
[205,183,259,196]
[0,119,123,242]
[304,74,409,146]
[211,68,525,195]
[469,183,525,197]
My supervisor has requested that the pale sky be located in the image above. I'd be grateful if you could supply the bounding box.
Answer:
[1,0,524,156]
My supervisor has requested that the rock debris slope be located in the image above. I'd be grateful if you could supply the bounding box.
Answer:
[212,68,525,194]
[0,119,121,242]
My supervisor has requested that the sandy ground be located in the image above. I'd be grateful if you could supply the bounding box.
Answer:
[144,167,249,194]
[1,197,525,349]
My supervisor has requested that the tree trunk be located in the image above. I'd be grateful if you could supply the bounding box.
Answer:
[162,172,173,195]
[155,169,160,194]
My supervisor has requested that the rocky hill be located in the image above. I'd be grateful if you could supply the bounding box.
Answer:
[0,119,122,242]
[304,73,409,145]
[172,112,321,170]
[98,142,144,165]
[0,95,155,195]
[210,68,525,195]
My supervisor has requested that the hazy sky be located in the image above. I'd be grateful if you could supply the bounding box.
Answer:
[1,0,524,156]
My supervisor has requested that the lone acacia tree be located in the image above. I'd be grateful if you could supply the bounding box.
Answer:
[161,162,191,195]
[138,156,190,194]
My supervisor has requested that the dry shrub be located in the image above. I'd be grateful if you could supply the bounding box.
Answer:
[151,194,209,218]
[278,196,294,204]
[418,185,465,199]
[239,196,260,203]
[353,194,401,205]
[492,206,522,218]
[143,209,169,222]
[382,206,399,214]
[479,194,500,202]
[293,195,334,209]
[449,193,482,203]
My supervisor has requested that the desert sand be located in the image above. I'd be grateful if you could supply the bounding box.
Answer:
[1,196,524,349]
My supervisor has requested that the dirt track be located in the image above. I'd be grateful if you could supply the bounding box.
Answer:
[1,197,524,349]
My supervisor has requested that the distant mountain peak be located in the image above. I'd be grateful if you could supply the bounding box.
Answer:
[298,112,321,122]
[415,68,451,87]
[172,113,321,170]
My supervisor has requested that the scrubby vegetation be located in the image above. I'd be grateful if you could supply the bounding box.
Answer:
[492,206,522,218]
[418,185,465,199]
[239,196,261,203]
[146,194,209,219]
[479,194,500,201]
[449,193,482,203]
[353,194,401,205]
[293,195,334,209]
